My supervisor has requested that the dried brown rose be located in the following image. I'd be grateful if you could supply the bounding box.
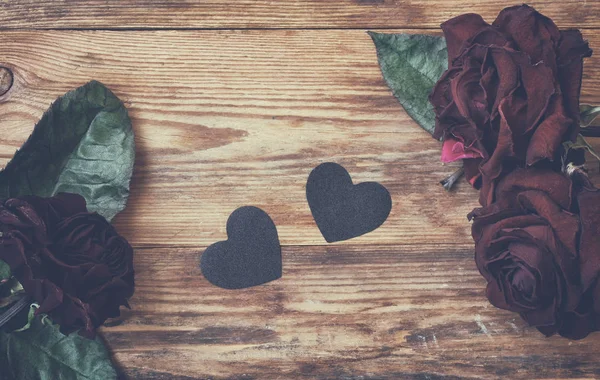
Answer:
[469,168,600,339]
[0,193,134,338]
[430,5,592,205]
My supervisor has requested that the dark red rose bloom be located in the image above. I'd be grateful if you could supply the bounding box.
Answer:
[469,168,600,339]
[0,193,134,338]
[430,5,592,204]
[553,172,600,339]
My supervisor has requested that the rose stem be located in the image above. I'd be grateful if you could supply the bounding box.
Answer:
[440,166,465,191]
[0,295,30,329]
[580,126,600,138]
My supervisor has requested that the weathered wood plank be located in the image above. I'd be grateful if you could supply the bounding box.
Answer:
[100,245,600,379]
[0,1,599,30]
[0,29,598,247]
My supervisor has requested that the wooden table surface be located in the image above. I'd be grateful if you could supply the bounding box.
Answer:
[1,1,600,379]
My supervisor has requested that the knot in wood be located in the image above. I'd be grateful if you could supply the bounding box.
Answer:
[0,67,14,96]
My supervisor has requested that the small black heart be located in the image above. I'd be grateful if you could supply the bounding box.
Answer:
[200,206,282,289]
[306,162,392,243]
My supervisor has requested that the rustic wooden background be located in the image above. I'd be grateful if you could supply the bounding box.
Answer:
[1,1,600,379]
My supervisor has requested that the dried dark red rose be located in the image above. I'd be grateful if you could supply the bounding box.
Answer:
[469,168,600,339]
[0,193,134,338]
[430,5,592,204]
[551,172,600,339]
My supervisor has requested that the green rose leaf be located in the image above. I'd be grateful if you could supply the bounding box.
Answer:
[580,104,600,127]
[562,134,600,174]
[0,317,117,380]
[369,32,448,136]
[13,303,39,332]
[0,259,10,282]
[0,279,23,307]
[564,134,600,162]
[0,81,134,221]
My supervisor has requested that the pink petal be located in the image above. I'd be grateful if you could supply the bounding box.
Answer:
[441,137,483,163]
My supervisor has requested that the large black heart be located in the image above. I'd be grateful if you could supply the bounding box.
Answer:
[306,162,392,243]
[200,206,282,289]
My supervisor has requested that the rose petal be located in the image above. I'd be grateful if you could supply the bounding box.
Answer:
[441,13,490,63]
[463,158,483,187]
[556,29,593,140]
[522,298,558,327]
[441,137,483,163]
[484,47,520,117]
[479,97,515,183]
[450,57,488,125]
[577,186,600,289]
[494,168,573,210]
[516,190,579,255]
[526,96,574,165]
[492,4,560,69]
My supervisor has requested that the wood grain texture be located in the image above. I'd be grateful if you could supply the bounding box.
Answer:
[0,29,599,248]
[0,1,599,30]
[100,245,600,379]
[1,24,600,380]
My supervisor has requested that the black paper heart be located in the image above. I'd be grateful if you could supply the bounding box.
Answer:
[306,162,392,243]
[200,206,282,289]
